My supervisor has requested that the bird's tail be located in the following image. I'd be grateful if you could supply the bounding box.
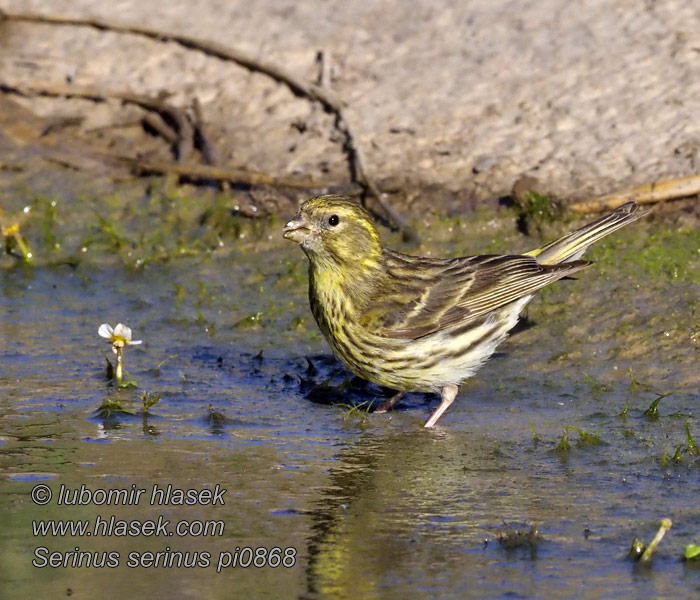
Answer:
[525,201,650,265]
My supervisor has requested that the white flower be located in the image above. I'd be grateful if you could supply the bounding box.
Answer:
[98,323,142,352]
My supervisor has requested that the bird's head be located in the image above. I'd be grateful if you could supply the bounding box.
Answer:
[283,195,382,270]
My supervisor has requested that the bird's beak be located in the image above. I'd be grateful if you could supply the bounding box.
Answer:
[283,214,311,243]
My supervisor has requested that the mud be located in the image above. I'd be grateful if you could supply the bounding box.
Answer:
[1,175,699,598]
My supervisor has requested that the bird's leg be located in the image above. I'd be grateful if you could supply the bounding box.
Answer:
[424,384,459,428]
[374,391,405,413]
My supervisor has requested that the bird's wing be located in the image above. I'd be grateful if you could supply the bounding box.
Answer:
[363,252,591,340]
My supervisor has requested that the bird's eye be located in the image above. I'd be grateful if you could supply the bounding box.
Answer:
[328,215,340,227]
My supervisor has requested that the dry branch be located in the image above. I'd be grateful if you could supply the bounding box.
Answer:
[1,10,409,231]
[0,82,342,189]
[142,113,179,145]
[570,174,700,213]
[1,82,196,162]
[335,109,415,237]
[1,11,343,110]
[124,158,335,189]
[192,97,218,166]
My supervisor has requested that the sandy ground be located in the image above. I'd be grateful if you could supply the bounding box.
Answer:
[1,0,700,207]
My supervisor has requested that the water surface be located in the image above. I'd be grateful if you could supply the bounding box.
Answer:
[1,191,699,599]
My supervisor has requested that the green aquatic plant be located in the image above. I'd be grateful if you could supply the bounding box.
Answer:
[565,426,602,446]
[497,522,541,553]
[628,519,673,562]
[643,393,672,420]
[206,404,230,428]
[173,283,186,307]
[103,354,115,380]
[664,424,700,467]
[513,190,562,236]
[628,537,645,560]
[338,401,372,423]
[627,369,653,393]
[685,544,700,561]
[619,397,630,419]
[527,417,540,444]
[33,194,61,253]
[556,429,571,453]
[152,354,178,376]
[554,426,601,452]
[581,370,611,399]
[141,391,161,413]
[94,397,135,419]
[672,444,685,464]
[685,421,699,456]
[98,323,142,387]
[234,311,264,329]
[96,214,128,250]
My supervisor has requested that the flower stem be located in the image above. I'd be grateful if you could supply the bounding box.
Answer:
[115,347,124,386]
[640,518,672,562]
[2,224,33,262]
[13,231,33,263]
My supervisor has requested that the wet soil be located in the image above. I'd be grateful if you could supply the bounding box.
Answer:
[1,168,699,598]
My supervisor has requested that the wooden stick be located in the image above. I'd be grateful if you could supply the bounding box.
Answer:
[570,174,700,213]
[142,113,179,145]
[122,157,333,189]
[316,50,331,89]
[192,97,218,166]
[172,107,193,163]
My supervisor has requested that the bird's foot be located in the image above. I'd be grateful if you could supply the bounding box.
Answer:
[374,391,405,413]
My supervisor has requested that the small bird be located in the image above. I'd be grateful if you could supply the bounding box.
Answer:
[283,195,649,427]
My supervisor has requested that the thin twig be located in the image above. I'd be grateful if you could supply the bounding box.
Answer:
[142,113,179,145]
[40,115,84,137]
[1,82,195,162]
[570,174,700,214]
[316,50,331,89]
[192,96,225,190]
[1,11,343,111]
[335,108,416,239]
[1,10,409,231]
[1,82,343,190]
[173,108,193,163]
[122,157,334,189]
[192,97,218,166]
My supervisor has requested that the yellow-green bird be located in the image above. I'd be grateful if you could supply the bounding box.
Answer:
[283,195,649,427]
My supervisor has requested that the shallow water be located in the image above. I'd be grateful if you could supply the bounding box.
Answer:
[1,198,700,599]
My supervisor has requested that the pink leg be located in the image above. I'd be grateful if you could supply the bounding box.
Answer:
[374,391,405,413]
[424,385,459,428]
